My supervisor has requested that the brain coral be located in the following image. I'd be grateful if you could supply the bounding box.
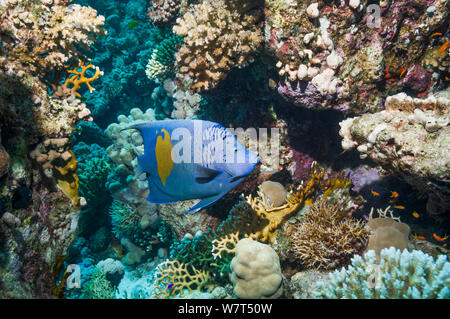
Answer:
[314,248,450,299]
[173,0,264,92]
[230,238,283,299]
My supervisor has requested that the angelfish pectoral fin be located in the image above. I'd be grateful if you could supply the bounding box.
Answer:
[183,192,228,215]
[194,164,222,184]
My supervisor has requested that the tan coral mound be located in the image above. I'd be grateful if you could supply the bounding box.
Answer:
[288,198,369,270]
[230,238,283,299]
[366,206,410,258]
[173,0,264,92]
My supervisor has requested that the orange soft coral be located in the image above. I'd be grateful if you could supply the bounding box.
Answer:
[62,60,103,97]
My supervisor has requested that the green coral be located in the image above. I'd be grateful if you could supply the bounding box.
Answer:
[314,247,450,299]
[169,229,231,285]
[74,143,114,236]
[81,267,116,299]
[109,200,140,239]
[145,34,184,81]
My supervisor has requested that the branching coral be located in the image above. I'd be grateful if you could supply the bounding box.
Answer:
[153,260,213,299]
[0,0,106,76]
[212,231,240,260]
[173,0,264,92]
[61,60,103,97]
[339,92,450,220]
[147,0,182,27]
[314,248,450,299]
[146,35,184,81]
[81,267,116,299]
[110,200,141,239]
[245,162,350,243]
[288,197,369,270]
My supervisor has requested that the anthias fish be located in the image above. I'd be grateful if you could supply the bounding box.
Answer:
[124,119,259,214]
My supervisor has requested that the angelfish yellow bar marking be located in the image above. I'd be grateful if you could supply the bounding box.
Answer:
[155,129,174,186]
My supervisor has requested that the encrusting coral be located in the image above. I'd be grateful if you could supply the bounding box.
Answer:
[173,0,264,92]
[339,92,450,220]
[314,247,450,299]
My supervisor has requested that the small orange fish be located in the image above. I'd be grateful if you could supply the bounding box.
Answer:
[399,68,407,79]
[371,189,380,196]
[430,32,443,38]
[433,233,449,242]
[412,211,420,218]
[384,66,392,79]
[437,40,450,57]
[412,234,425,240]
[394,205,405,210]
[444,243,447,247]
[390,191,399,198]
[337,149,347,156]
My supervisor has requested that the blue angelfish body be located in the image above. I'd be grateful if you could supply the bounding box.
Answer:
[124,119,259,214]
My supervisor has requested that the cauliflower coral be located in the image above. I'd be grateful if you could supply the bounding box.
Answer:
[173,0,264,92]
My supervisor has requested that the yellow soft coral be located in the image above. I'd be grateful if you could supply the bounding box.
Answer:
[154,260,213,298]
[62,60,103,97]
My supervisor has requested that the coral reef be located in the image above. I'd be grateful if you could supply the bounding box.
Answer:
[0,0,105,298]
[339,92,450,219]
[173,0,264,92]
[314,248,450,299]
[230,238,283,299]
[245,162,351,243]
[145,34,184,81]
[265,0,449,113]
[147,0,182,27]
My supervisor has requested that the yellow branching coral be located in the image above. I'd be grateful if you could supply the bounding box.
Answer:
[30,140,80,206]
[212,231,240,260]
[173,0,264,92]
[245,162,349,243]
[288,198,369,270]
[154,260,213,299]
[62,60,103,97]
